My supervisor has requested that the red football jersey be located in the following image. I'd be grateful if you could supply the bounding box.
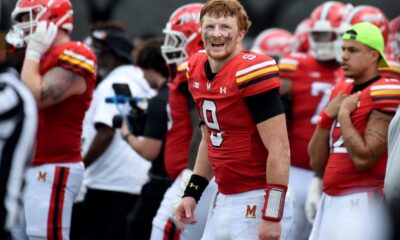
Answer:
[379,56,400,80]
[164,61,193,179]
[279,53,342,169]
[188,50,281,194]
[33,42,97,165]
[323,77,400,195]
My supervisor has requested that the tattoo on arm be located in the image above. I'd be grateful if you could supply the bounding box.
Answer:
[40,67,77,102]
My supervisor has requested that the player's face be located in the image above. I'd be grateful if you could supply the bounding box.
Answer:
[341,40,378,79]
[201,14,244,61]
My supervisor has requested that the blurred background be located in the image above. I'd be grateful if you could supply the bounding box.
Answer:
[1,0,399,48]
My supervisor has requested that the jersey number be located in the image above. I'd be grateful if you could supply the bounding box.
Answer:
[202,100,223,147]
[310,82,334,124]
[330,121,347,153]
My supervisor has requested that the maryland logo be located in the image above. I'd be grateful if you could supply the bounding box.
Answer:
[38,171,47,182]
[245,205,257,218]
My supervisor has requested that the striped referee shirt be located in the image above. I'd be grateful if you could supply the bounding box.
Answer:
[0,66,37,232]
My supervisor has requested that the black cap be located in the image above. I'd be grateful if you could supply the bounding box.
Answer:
[91,30,133,63]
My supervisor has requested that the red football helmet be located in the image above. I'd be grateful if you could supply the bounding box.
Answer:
[340,5,389,44]
[292,18,312,53]
[309,1,352,60]
[251,28,293,58]
[161,3,204,65]
[388,16,400,58]
[6,0,73,47]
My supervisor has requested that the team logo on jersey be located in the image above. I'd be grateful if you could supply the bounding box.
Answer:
[245,205,257,218]
[193,81,200,89]
[38,171,47,182]
[219,86,227,94]
[242,54,257,61]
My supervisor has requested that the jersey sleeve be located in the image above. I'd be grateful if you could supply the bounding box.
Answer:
[278,54,300,79]
[57,44,97,80]
[370,80,400,113]
[236,56,281,97]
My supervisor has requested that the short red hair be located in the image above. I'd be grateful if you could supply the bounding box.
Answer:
[200,0,251,32]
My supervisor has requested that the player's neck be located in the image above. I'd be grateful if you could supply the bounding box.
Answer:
[52,31,70,48]
[353,69,380,85]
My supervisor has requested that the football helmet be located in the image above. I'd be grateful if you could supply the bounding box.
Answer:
[251,28,293,59]
[6,0,73,47]
[388,16,400,58]
[161,3,204,65]
[309,1,352,61]
[292,18,312,53]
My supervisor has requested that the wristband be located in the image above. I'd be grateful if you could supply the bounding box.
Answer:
[317,110,334,130]
[262,184,287,222]
[182,174,209,203]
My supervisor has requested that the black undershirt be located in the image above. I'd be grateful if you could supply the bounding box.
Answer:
[352,75,381,93]
[204,60,284,124]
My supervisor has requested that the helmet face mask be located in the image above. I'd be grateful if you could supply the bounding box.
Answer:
[161,28,191,65]
[309,1,352,61]
[6,0,73,48]
[161,3,204,65]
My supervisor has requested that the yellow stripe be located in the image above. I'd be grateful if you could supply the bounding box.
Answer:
[59,54,95,74]
[278,63,297,71]
[236,66,278,84]
[370,89,400,96]
[379,65,400,73]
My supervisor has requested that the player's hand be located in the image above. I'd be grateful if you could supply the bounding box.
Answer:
[324,92,348,118]
[258,220,281,240]
[120,119,130,139]
[338,91,361,117]
[175,196,197,229]
[305,176,322,224]
[171,169,193,222]
[26,21,58,62]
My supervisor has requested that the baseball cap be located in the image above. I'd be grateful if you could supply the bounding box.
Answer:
[342,22,388,67]
[91,30,133,63]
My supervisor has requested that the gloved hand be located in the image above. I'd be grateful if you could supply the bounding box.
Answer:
[305,176,322,224]
[26,21,58,62]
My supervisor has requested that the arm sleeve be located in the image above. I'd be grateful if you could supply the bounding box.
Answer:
[244,88,285,124]
[178,82,195,110]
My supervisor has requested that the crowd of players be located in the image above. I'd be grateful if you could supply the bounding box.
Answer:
[1,0,400,239]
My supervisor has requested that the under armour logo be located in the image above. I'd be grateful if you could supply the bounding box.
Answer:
[220,87,227,94]
[245,205,257,218]
[189,183,199,190]
[38,171,47,182]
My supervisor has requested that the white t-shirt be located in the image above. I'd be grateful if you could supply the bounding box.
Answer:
[82,65,155,194]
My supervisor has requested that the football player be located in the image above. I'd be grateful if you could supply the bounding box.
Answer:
[6,0,97,239]
[278,2,352,239]
[308,22,399,240]
[250,28,293,61]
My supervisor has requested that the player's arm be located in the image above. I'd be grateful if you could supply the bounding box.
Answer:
[308,92,347,173]
[121,96,164,161]
[338,92,392,171]
[21,64,86,110]
[83,123,114,168]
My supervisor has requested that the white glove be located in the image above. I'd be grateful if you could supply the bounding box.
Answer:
[26,21,58,62]
[305,176,322,224]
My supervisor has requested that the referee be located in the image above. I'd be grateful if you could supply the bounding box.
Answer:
[0,45,37,239]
